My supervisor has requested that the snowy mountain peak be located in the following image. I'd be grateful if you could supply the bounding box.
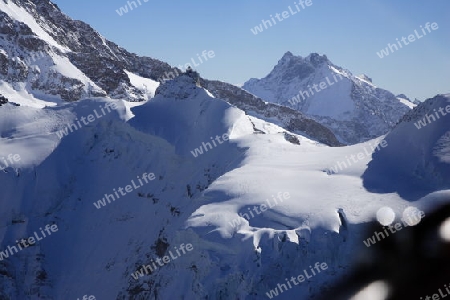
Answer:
[279,52,329,69]
[154,71,204,100]
[0,0,173,103]
[1,2,449,299]
[281,51,294,60]
[243,51,412,144]
[267,52,322,84]
[306,52,329,67]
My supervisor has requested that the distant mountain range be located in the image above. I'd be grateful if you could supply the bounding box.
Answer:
[243,52,414,144]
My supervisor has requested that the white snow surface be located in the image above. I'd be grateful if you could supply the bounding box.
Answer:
[124,70,160,100]
[0,4,447,296]
[0,82,59,108]
[0,73,448,299]
[0,4,448,298]
[397,96,417,109]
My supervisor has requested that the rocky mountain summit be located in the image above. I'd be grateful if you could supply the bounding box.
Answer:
[0,0,172,101]
[243,52,412,144]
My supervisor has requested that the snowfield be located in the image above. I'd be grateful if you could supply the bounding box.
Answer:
[1,71,448,298]
[0,0,449,298]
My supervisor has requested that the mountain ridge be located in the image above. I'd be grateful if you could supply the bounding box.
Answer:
[243,51,412,144]
[0,0,342,146]
[0,1,449,299]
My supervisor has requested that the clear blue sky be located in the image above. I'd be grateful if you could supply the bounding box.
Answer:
[52,0,449,101]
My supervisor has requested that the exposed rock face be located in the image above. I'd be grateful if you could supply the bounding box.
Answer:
[0,94,8,106]
[0,0,174,101]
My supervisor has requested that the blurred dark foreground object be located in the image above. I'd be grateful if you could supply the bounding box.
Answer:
[319,203,450,300]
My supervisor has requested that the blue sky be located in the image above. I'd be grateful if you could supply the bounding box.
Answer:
[52,0,449,100]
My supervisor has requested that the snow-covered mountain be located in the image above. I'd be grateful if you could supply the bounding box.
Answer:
[1,64,449,298]
[0,0,340,146]
[243,52,412,144]
[1,0,449,299]
[0,69,344,299]
[364,94,450,200]
[0,0,168,103]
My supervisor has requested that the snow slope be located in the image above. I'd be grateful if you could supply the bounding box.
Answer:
[0,3,104,103]
[0,0,171,103]
[1,73,448,299]
[0,0,69,53]
[124,70,160,101]
[0,1,448,299]
[363,94,450,201]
